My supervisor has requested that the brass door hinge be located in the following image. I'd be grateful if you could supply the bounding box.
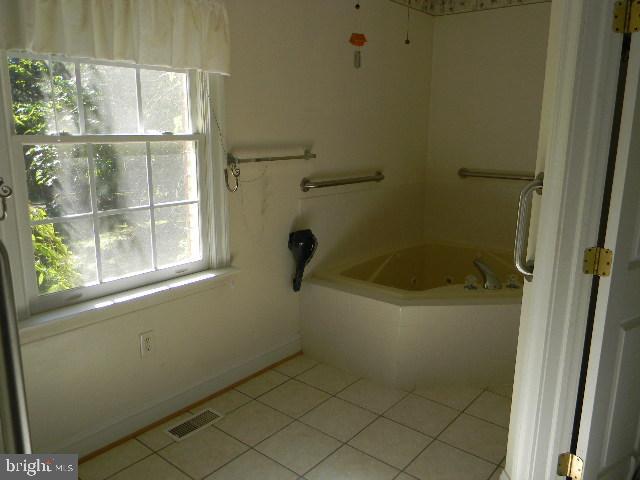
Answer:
[614,0,640,33]
[557,452,584,479]
[583,247,613,276]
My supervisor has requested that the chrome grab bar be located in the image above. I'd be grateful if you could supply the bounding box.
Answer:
[458,168,535,181]
[514,173,544,281]
[0,240,32,453]
[300,171,384,192]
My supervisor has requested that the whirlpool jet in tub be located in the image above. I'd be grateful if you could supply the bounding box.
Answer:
[301,243,523,389]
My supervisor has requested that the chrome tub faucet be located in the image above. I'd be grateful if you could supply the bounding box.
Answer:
[473,259,502,290]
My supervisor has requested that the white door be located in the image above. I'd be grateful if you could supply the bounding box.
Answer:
[575,33,640,480]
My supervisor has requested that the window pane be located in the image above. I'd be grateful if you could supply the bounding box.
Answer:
[51,60,79,134]
[8,57,56,135]
[155,204,201,268]
[94,144,149,211]
[150,142,198,203]
[31,218,97,294]
[140,69,189,134]
[24,144,91,219]
[99,211,152,281]
[81,64,138,134]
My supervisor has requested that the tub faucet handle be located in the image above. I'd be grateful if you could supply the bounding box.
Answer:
[464,275,479,290]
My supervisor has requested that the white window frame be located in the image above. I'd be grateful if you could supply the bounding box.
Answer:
[0,52,229,316]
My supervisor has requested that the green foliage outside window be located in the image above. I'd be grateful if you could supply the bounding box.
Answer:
[9,58,81,293]
[29,206,79,292]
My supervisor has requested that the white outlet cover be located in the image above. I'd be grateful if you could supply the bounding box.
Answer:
[139,330,154,358]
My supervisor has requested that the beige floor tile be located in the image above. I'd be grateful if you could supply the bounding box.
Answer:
[192,390,252,415]
[215,401,292,445]
[80,440,152,480]
[306,445,399,480]
[235,370,289,398]
[439,414,507,463]
[406,440,495,480]
[297,364,359,394]
[259,380,330,418]
[337,379,406,414]
[490,468,504,480]
[348,417,432,469]
[256,422,341,475]
[466,391,511,428]
[300,397,376,441]
[396,473,419,480]
[413,385,483,411]
[384,394,458,437]
[487,384,513,398]
[109,454,189,480]
[158,427,247,478]
[205,450,298,480]
[275,355,319,377]
[137,413,192,451]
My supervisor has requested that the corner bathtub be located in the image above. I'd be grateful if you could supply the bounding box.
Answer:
[301,243,523,389]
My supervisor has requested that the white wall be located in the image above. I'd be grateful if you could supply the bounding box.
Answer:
[17,0,434,454]
[225,0,433,269]
[424,4,550,251]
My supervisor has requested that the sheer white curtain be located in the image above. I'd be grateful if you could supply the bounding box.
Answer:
[0,0,230,74]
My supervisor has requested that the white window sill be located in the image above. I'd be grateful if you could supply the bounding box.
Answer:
[19,268,240,345]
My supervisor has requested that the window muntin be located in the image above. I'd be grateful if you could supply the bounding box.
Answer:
[5,53,207,310]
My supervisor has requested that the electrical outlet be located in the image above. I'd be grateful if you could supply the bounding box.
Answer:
[139,331,154,358]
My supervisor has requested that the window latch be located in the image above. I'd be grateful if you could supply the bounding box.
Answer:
[0,177,13,222]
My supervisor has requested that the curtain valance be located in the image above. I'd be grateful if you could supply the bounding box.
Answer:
[0,0,230,74]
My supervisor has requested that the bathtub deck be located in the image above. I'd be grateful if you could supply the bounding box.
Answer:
[80,355,510,480]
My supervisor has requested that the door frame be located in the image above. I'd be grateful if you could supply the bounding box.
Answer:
[505,1,626,479]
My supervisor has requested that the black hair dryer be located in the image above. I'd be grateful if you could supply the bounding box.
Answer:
[288,229,318,292]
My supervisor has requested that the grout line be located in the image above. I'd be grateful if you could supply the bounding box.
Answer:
[411,389,483,411]
[248,449,301,478]
[293,367,361,395]
[487,464,503,480]
[273,358,319,378]
[213,407,296,447]
[300,384,414,476]
[338,443,403,474]
[156,451,201,480]
[99,448,157,480]
[158,427,246,479]
[463,411,510,430]
[299,439,345,477]
[153,453,198,480]
[397,387,489,475]
[433,438,502,466]
[234,376,290,400]
[397,421,457,473]
[203,421,301,478]
[252,382,332,419]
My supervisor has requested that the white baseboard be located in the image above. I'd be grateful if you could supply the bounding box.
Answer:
[53,335,301,456]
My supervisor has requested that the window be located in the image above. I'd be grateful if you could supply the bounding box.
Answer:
[2,53,213,312]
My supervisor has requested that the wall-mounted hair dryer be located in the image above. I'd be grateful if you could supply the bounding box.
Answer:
[288,229,318,292]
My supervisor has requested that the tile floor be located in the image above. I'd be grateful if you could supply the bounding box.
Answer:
[79,355,511,480]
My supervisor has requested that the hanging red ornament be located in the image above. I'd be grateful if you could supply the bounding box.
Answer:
[349,33,367,47]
